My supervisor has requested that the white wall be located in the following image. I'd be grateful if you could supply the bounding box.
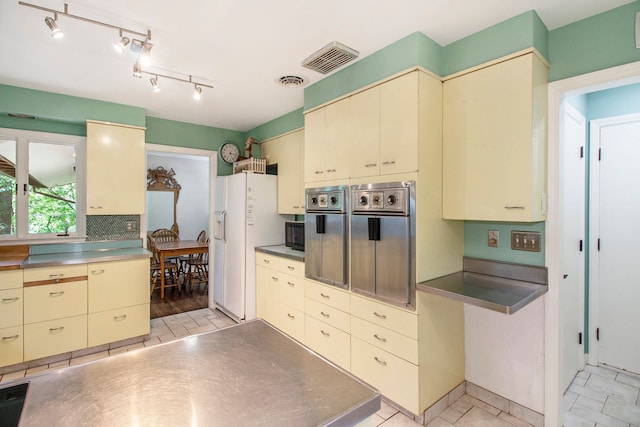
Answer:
[147,153,209,240]
[464,298,545,413]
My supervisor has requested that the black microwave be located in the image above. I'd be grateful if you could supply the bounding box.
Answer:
[285,221,305,251]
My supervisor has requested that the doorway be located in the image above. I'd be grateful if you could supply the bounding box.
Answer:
[145,144,218,318]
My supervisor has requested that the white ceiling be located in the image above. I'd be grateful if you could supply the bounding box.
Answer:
[0,0,635,132]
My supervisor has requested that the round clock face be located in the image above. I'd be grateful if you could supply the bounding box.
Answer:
[220,142,240,164]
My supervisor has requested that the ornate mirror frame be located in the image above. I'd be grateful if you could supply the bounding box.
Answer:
[147,166,181,233]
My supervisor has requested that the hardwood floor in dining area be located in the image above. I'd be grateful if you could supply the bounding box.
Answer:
[150,283,208,319]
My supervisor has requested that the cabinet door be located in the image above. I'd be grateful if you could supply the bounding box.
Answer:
[88,304,150,347]
[0,326,23,367]
[256,264,279,327]
[24,281,87,324]
[88,259,149,313]
[260,138,282,166]
[304,314,350,371]
[87,120,146,215]
[380,72,419,175]
[324,98,351,181]
[304,108,326,183]
[277,304,304,343]
[278,130,305,214]
[350,86,380,178]
[0,270,23,291]
[0,288,22,328]
[24,315,87,360]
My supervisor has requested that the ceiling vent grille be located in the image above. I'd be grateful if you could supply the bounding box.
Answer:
[276,75,307,88]
[302,41,359,74]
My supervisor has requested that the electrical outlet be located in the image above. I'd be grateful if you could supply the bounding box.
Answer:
[511,231,541,252]
[488,230,499,247]
[126,220,139,232]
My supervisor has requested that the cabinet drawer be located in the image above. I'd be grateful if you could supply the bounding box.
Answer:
[351,316,418,364]
[279,273,304,310]
[351,336,419,413]
[304,315,350,371]
[279,258,304,278]
[24,315,87,361]
[277,304,305,343]
[0,326,23,367]
[23,264,88,283]
[256,253,279,269]
[0,270,23,291]
[305,280,350,312]
[305,297,350,333]
[88,259,149,313]
[24,281,87,324]
[88,303,150,347]
[350,294,417,339]
[0,288,23,328]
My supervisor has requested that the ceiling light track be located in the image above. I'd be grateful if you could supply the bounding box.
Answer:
[18,1,151,40]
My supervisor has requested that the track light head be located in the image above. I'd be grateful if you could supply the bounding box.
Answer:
[133,61,143,78]
[150,77,160,92]
[44,16,63,39]
[140,42,153,66]
[193,85,202,100]
[114,36,130,53]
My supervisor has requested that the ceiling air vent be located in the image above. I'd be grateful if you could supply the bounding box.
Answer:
[302,41,359,74]
[276,75,307,88]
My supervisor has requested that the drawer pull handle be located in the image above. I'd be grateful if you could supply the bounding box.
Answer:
[373,312,387,319]
[365,163,377,167]
[320,311,330,318]
[91,269,105,275]
[49,326,65,333]
[271,276,278,281]
[315,170,324,175]
[2,335,19,342]
[374,334,387,342]
[90,205,103,209]
[49,291,65,297]
[49,274,64,279]
[374,356,387,366]
[326,169,336,173]
[320,330,330,337]
[504,206,525,210]
[287,313,295,320]
[287,281,295,287]
[114,315,127,321]
[263,259,270,264]
[382,161,396,166]
[2,297,19,303]
[287,265,294,270]
[320,293,330,299]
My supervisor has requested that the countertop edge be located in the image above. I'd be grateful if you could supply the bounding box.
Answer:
[255,244,305,262]
[21,248,152,269]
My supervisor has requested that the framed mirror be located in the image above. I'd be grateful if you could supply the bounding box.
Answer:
[146,166,181,233]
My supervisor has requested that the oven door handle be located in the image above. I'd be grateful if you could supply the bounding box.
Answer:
[368,217,380,241]
[316,214,326,234]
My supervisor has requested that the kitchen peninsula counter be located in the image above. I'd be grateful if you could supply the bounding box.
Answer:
[256,244,305,262]
[16,320,379,426]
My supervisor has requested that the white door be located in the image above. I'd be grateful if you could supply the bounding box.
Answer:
[213,177,227,307]
[223,173,247,320]
[591,114,640,374]
[560,103,586,390]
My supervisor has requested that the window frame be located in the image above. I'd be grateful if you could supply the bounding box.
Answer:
[0,128,86,242]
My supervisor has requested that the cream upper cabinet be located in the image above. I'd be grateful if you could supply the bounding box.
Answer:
[442,52,548,221]
[86,120,146,215]
[304,108,327,183]
[349,86,380,178]
[262,130,305,214]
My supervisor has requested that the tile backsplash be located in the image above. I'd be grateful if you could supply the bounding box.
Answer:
[86,215,141,241]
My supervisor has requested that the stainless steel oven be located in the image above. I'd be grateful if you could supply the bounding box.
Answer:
[305,185,348,288]
[350,181,416,309]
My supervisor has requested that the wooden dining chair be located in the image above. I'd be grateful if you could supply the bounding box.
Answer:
[148,236,180,297]
[186,237,209,294]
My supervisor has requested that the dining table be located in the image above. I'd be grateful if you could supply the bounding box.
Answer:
[154,239,209,299]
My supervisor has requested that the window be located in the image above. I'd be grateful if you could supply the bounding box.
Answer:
[0,128,85,240]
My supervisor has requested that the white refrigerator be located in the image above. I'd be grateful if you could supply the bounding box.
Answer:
[214,173,285,321]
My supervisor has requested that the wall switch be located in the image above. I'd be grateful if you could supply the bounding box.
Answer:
[126,220,139,232]
[488,230,499,247]
[511,231,541,252]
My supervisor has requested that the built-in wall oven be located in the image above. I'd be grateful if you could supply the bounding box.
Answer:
[350,181,416,309]
[305,185,348,288]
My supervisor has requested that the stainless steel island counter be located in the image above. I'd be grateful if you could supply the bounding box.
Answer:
[17,320,379,426]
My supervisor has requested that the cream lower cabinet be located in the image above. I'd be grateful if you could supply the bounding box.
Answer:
[0,270,24,366]
[256,253,281,327]
[86,120,146,215]
[87,259,150,347]
[23,265,88,361]
[442,51,548,221]
[261,129,305,214]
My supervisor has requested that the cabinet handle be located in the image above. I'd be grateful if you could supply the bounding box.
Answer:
[373,311,387,319]
[271,276,278,281]
[320,311,330,318]
[91,269,105,275]
[320,293,330,299]
[374,356,387,366]
[293,205,300,209]
[287,265,294,271]
[315,170,324,175]
[374,334,387,342]
[365,163,377,168]
[263,259,270,264]
[49,291,65,297]
[2,297,19,303]
[320,330,330,337]
[287,313,295,320]
[326,169,336,173]
[287,281,295,287]
[2,335,19,342]
[504,206,525,209]
[90,205,103,209]
[49,326,65,333]
[114,315,127,321]
[381,161,396,166]
[49,273,64,279]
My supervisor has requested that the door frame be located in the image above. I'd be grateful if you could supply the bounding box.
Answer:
[145,143,218,309]
[546,61,640,427]
[587,112,640,367]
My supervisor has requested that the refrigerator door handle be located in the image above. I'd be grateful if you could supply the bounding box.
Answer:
[368,217,380,241]
[316,214,326,234]
[214,210,227,241]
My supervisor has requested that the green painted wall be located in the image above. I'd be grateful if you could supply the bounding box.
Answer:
[548,1,640,82]
[246,108,304,142]
[464,222,546,266]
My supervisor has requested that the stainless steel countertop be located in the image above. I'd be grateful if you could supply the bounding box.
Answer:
[21,247,151,269]
[418,257,548,314]
[256,244,305,262]
[16,320,379,426]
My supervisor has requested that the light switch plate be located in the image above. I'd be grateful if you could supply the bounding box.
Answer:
[488,230,499,247]
[511,231,541,252]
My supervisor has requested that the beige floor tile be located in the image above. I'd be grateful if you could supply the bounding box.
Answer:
[211,316,237,328]
[574,395,606,412]
[25,364,48,376]
[459,394,501,416]
[455,407,513,427]
[569,383,609,404]
[193,316,215,327]
[48,360,70,369]
[378,412,422,426]
[565,391,579,411]
[69,350,109,366]
[563,411,596,427]
[616,373,640,389]
[569,403,630,427]
[376,400,399,420]
[584,365,618,381]
[439,407,464,424]
[143,336,162,347]
[186,323,219,335]
[498,412,535,426]
[158,333,179,343]
[602,397,640,425]
[466,382,509,412]
[1,370,26,383]
[585,373,639,404]
[425,417,455,427]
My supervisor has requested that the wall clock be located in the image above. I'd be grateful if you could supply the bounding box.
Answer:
[219,142,240,164]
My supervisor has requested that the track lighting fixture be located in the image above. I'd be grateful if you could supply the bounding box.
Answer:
[193,85,202,100]
[133,61,143,78]
[44,16,63,38]
[150,77,160,92]
[140,42,153,66]
[113,30,130,53]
